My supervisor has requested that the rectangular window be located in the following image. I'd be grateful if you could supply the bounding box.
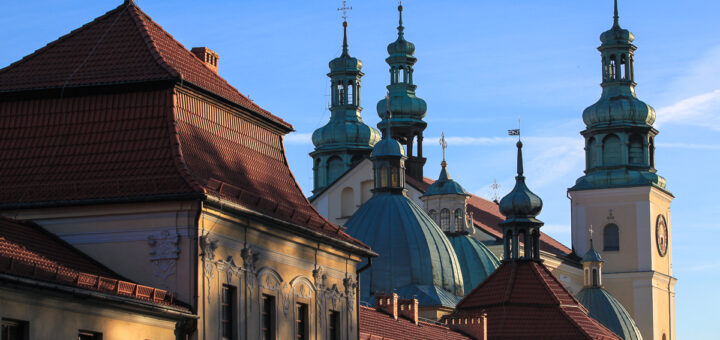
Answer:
[328,311,340,340]
[261,294,275,340]
[78,330,102,340]
[221,284,236,339]
[295,303,308,340]
[1,318,28,340]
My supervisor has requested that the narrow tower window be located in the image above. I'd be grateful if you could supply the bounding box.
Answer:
[454,209,463,231]
[629,135,643,164]
[429,210,438,224]
[347,81,354,105]
[602,134,622,165]
[337,83,345,105]
[603,224,620,251]
[620,54,626,79]
[440,209,451,230]
[608,55,616,80]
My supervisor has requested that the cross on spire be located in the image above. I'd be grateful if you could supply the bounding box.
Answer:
[491,179,500,203]
[439,132,448,163]
[338,0,352,21]
[589,224,594,240]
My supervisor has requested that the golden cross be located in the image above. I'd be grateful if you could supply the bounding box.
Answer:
[491,179,500,202]
[588,224,594,240]
[338,0,352,21]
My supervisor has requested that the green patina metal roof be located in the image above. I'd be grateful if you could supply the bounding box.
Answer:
[499,141,543,224]
[423,162,470,197]
[448,234,500,293]
[370,138,405,158]
[582,240,604,263]
[346,192,465,308]
[576,287,643,340]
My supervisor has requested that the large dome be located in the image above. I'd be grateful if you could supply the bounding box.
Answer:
[447,234,500,293]
[345,193,465,307]
[576,288,643,340]
[582,87,656,128]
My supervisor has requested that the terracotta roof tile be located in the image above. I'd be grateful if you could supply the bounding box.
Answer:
[359,306,470,340]
[0,3,368,250]
[0,217,186,309]
[451,261,621,339]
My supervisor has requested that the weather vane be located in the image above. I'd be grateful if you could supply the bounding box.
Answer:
[439,132,448,163]
[338,0,352,21]
[507,118,521,140]
[491,179,500,202]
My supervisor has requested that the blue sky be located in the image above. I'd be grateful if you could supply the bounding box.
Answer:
[1,0,718,338]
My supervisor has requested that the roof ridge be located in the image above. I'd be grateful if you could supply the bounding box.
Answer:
[130,4,289,127]
[0,3,130,77]
[126,4,181,78]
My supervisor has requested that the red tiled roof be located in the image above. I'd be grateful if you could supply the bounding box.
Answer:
[0,217,186,309]
[451,261,621,340]
[0,3,368,250]
[408,177,572,257]
[359,306,471,340]
[0,2,290,129]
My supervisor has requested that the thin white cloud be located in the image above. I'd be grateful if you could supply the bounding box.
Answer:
[655,89,720,131]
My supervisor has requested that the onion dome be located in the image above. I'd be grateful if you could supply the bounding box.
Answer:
[499,141,543,223]
[582,241,604,263]
[311,122,380,149]
[600,1,634,45]
[386,5,415,57]
[370,137,405,158]
[329,21,362,72]
[345,193,465,307]
[582,93,655,128]
[447,234,500,293]
[423,161,470,197]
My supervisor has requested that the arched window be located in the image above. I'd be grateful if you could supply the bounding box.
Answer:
[629,135,643,164]
[609,55,616,80]
[604,224,620,251]
[379,167,388,187]
[327,157,344,184]
[361,180,373,204]
[620,54,626,79]
[592,268,599,286]
[584,268,589,286]
[391,167,399,187]
[453,209,463,230]
[399,67,405,83]
[337,83,345,105]
[602,134,622,165]
[440,209,451,230]
[341,187,355,217]
[649,137,655,168]
[347,81,354,105]
[587,137,595,168]
[429,210,438,224]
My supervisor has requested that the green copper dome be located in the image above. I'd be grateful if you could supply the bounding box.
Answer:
[576,288,643,340]
[345,193,465,307]
[387,5,415,56]
[423,162,470,197]
[312,121,380,150]
[448,234,500,293]
[582,240,604,263]
[582,90,655,128]
[370,138,405,158]
[600,1,634,45]
[499,141,543,223]
[329,22,362,72]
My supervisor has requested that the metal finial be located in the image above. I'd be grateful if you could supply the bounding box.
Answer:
[491,179,500,202]
[397,1,405,37]
[515,140,524,177]
[439,132,448,164]
[384,93,392,138]
[337,1,352,55]
[613,0,619,27]
[588,224,595,248]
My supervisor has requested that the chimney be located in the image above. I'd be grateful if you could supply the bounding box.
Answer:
[375,293,398,320]
[191,47,219,74]
[442,313,488,340]
[398,298,419,325]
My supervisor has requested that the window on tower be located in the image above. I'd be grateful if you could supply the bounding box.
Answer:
[337,84,345,105]
[347,81,353,105]
[609,55,617,80]
[429,210,438,224]
[602,134,622,165]
[629,135,643,164]
[440,209,450,230]
[603,224,620,251]
[454,209,463,230]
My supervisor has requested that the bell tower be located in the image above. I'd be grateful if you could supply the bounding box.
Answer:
[376,3,428,182]
[569,2,675,339]
[311,10,380,194]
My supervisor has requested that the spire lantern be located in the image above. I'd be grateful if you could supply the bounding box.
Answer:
[499,137,544,262]
[377,2,428,182]
[310,2,380,194]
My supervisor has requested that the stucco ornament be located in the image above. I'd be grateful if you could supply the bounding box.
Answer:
[199,234,218,301]
[147,230,180,288]
[343,275,357,313]
[281,283,292,316]
[327,284,342,310]
[241,246,257,311]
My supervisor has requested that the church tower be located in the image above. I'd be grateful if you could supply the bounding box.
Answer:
[311,18,380,194]
[376,3,428,182]
[569,2,675,339]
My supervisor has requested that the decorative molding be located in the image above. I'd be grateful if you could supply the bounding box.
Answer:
[343,275,356,313]
[147,230,180,288]
[199,234,218,302]
[58,226,193,245]
[281,283,292,317]
[290,276,315,300]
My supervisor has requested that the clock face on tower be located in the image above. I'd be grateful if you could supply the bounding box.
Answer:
[656,215,668,257]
